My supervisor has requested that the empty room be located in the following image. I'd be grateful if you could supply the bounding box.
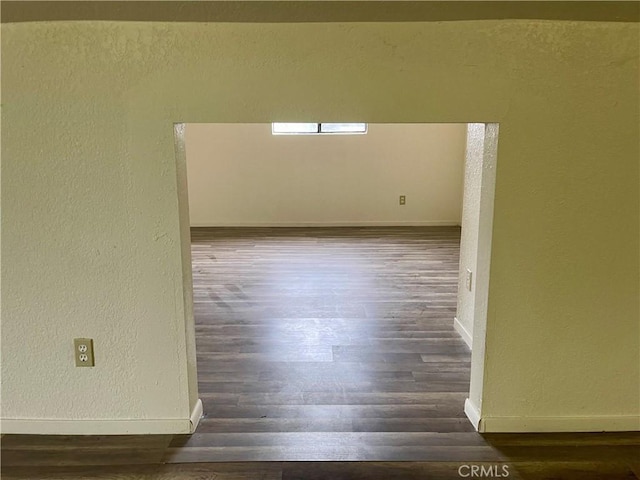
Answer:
[182,122,477,447]
[2,2,639,479]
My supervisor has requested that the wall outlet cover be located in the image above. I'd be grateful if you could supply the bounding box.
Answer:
[74,338,95,367]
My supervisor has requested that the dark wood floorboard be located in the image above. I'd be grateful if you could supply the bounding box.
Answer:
[2,228,638,478]
[2,460,639,479]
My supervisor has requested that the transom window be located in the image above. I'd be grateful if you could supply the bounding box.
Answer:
[272,123,367,135]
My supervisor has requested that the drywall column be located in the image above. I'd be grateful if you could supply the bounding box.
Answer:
[464,124,499,430]
[455,123,486,348]
[173,123,201,421]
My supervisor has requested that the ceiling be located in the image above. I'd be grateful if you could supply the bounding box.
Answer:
[2,1,639,24]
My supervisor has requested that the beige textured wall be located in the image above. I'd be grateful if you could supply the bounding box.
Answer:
[185,123,466,226]
[2,20,638,433]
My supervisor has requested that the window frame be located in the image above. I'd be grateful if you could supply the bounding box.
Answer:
[272,122,368,135]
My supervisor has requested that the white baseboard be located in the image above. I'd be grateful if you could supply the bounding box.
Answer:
[464,398,483,432]
[481,415,640,433]
[464,397,639,433]
[190,221,461,227]
[453,317,473,349]
[189,398,203,433]
[1,399,203,435]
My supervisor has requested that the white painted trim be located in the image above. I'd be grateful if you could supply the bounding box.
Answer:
[464,398,483,432]
[1,398,204,435]
[189,398,203,433]
[190,221,461,227]
[481,415,640,433]
[453,317,473,349]
[0,416,195,435]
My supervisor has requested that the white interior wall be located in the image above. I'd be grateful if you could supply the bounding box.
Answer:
[185,123,467,226]
[2,20,638,435]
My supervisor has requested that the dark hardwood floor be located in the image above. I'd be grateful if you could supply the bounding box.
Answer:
[190,226,471,444]
[2,227,638,479]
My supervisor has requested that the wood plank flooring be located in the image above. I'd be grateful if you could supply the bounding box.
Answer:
[2,227,639,479]
[190,226,471,444]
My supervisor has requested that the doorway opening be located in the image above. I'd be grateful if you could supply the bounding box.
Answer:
[173,122,499,458]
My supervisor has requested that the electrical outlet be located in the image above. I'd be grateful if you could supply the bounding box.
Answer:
[466,269,473,291]
[399,195,406,205]
[74,338,95,367]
